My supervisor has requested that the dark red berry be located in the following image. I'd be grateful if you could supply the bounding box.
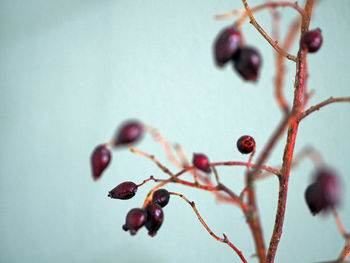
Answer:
[233,47,262,82]
[122,208,147,235]
[114,121,143,145]
[108,181,138,200]
[305,182,325,215]
[314,168,341,208]
[192,153,211,173]
[236,135,255,154]
[152,189,170,208]
[90,144,111,180]
[300,28,323,53]
[145,203,164,237]
[305,168,341,215]
[213,25,242,67]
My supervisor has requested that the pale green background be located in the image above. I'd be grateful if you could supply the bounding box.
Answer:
[1,0,349,262]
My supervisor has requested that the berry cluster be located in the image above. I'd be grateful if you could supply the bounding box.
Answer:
[213,25,262,82]
[305,168,341,215]
[122,188,170,236]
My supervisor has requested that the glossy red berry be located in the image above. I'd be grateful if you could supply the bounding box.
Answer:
[108,181,138,200]
[122,208,147,235]
[90,144,111,180]
[145,203,164,237]
[192,153,211,173]
[152,189,170,208]
[114,121,143,145]
[213,25,242,67]
[236,135,255,154]
[233,47,262,82]
[300,28,323,53]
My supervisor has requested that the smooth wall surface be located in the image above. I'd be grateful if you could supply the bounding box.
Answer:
[1,0,349,262]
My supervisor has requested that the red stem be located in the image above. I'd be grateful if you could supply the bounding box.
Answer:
[267,1,315,262]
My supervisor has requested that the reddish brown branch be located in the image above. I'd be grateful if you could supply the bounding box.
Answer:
[240,0,297,62]
[211,161,280,176]
[215,1,305,20]
[169,192,248,263]
[267,1,315,261]
[298,97,350,121]
[338,239,350,262]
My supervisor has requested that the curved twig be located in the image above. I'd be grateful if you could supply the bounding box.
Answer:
[240,0,297,62]
[169,192,248,263]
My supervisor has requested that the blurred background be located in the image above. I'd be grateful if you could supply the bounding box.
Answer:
[1,0,349,262]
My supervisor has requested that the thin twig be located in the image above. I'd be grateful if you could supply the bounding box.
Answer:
[127,144,175,178]
[298,97,350,121]
[338,238,350,262]
[240,0,297,62]
[215,1,305,20]
[174,143,190,167]
[143,125,183,168]
[211,165,221,185]
[275,18,301,113]
[332,208,347,238]
[211,161,280,176]
[169,192,248,263]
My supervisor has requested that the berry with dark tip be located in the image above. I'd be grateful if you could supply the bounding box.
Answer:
[213,25,242,67]
[122,208,147,235]
[236,135,256,154]
[114,121,143,145]
[305,168,341,215]
[192,153,211,173]
[145,203,164,237]
[90,144,111,180]
[108,181,138,200]
[300,28,323,53]
[152,189,170,208]
[305,182,325,215]
[233,47,262,82]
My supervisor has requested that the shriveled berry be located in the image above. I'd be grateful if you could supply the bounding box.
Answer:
[305,182,325,215]
[114,121,143,145]
[236,135,255,154]
[152,189,170,208]
[192,153,211,173]
[314,168,341,208]
[122,208,147,235]
[213,25,242,67]
[145,203,164,237]
[300,28,323,53]
[108,181,138,200]
[233,47,261,82]
[90,144,111,180]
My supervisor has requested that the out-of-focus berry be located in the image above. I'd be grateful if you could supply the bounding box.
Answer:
[213,25,242,67]
[192,153,211,173]
[91,145,111,180]
[114,121,143,145]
